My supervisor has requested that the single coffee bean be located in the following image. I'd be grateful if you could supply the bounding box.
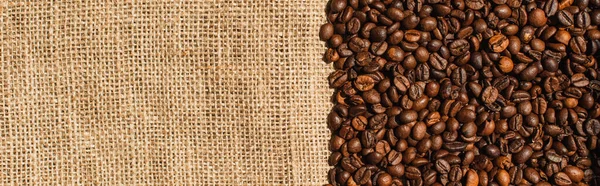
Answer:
[388,164,405,177]
[371,26,388,42]
[554,30,571,45]
[496,169,510,186]
[353,167,372,185]
[544,0,559,16]
[524,167,541,183]
[514,145,533,164]
[553,172,572,185]
[435,159,451,174]
[584,119,600,136]
[489,34,509,52]
[481,86,499,104]
[528,8,548,27]
[443,141,467,152]
[387,46,406,62]
[412,122,427,140]
[404,30,421,43]
[361,130,376,148]
[575,11,590,28]
[354,75,375,91]
[563,166,584,182]
[449,39,470,56]
[405,166,422,180]
[558,10,574,26]
[328,70,348,88]
[320,23,335,41]
[465,0,485,10]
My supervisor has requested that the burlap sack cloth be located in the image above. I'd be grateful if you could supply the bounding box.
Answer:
[1,1,330,185]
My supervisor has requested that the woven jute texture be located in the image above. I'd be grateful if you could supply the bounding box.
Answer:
[0,1,330,185]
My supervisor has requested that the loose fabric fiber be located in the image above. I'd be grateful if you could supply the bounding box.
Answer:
[0,1,330,185]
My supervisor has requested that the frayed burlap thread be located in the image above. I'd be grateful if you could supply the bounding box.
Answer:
[0,1,330,185]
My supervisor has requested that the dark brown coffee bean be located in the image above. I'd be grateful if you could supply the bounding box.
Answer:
[519,65,539,81]
[481,86,499,104]
[558,10,574,26]
[415,63,430,81]
[451,67,467,85]
[330,0,347,13]
[329,70,348,88]
[514,145,533,164]
[448,166,463,182]
[528,8,548,27]
[404,30,422,43]
[361,130,376,148]
[354,75,375,91]
[524,167,541,183]
[509,166,524,184]
[483,144,501,158]
[412,122,427,140]
[388,164,405,177]
[402,15,420,30]
[353,167,372,185]
[544,0,559,16]
[366,152,384,164]
[347,138,362,153]
[397,110,418,124]
[584,119,600,136]
[465,0,485,10]
[569,36,586,54]
[371,26,388,42]
[320,23,335,41]
[377,172,393,186]
[457,108,476,123]
[449,39,470,56]
[443,141,467,152]
[553,172,572,185]
[328,152,342,166]
[435,159,451,174]
[563,166,584,183]
[575,11,590,28]
[420,17,437,32]
[571,73,589,87]
[405,166,422,180]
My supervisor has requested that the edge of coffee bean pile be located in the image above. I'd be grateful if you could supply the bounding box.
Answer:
[321,0,600,185]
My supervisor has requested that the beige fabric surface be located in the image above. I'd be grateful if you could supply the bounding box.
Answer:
[0,1,330,185]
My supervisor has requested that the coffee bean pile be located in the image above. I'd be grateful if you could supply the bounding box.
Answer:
[321,0,600,185]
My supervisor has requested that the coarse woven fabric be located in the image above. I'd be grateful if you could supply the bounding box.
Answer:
[0,1,331,185]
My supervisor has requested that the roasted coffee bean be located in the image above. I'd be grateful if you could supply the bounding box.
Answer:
[405,166,421,180]
[489,34,509,52]
[353,167,372,185]
[563,166,584,182]
[553,172,572,185]
[354,75,375,91]
[449,39,470,56]
[361,130,376,148]
[584,119,600,136]
[320,23,335,41]
[388,164,405,177]
[466,0,485,10]
[496,169,511,186]
[529,8,548,27]
[524,167,541,183]
[558,10,574,26]
[435,159,451,174]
